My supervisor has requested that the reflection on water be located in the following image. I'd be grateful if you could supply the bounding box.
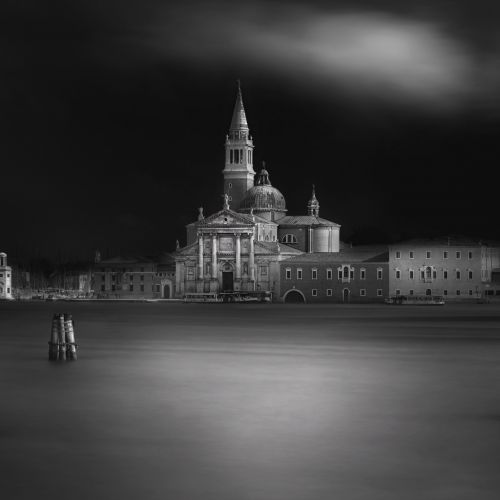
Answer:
[1,303,500,500]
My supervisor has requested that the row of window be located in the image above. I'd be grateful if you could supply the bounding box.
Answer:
[285,267,383,280]
[99,267,149,273]
[0,273,11,278]
[395,250,474,260]
[101,284,148,292]
[307,288,384,297]
[395,289,478,297]
[104,274,147,282]
[229,148,252,165]
[395,269,474,280]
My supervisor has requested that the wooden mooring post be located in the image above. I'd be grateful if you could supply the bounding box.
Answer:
[48,313,78,361]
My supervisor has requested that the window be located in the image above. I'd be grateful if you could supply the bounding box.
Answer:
[187,267,195,280]
[140,285,144,292]
[396,251,401,259]
[228,182,232,188]
[350,269,354,280]
[426,288,432,296]
[130,285,134,292]
[443,251,448,259]
[409,270,414,279]
[377,289,383,297]
[396,289,401,296]
[0,274,3,278]
[281,234,297,244]
[230,150,233,163]
[456,270,461,280]
[338,269,342,280]
[468,270,473,280]
[111,284,116,291]
[426,251,431,259]
[396,269,401,279]
[468,289,473,296]
[443,270,448,279]
[420,270,425,280]
[456,251,461,259]
[243,263,248,275]
[111,274,116,282]
[260,266,268,277]
[285,268,291,280]
[360,268,366,280]
[311,289,318,297]
[409,289,414,295]
[140,275,144,281]
[327,268,333,280]
[205,263,210,275]
[426,266,432,280]
[433,270,437,279]
[456,290,461,296]
[326,289,332,296]
[101,284,105,292]
[343,267,349,279]
[468,251,473,259]
[360,289,366,297]
[409,251,414,259]
[312,268,318,280]
[377,268,383,280]
[443,289,448,296]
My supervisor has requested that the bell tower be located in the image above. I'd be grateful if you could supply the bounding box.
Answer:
[222,81,255,210]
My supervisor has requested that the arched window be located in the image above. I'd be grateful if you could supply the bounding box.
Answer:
[343,266,349,278]
[281,234,297,244]
[426,266,432,280]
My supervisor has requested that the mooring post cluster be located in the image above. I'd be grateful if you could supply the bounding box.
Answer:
[48,313,78,361]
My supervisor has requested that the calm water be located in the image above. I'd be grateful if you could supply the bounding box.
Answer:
[1,302,500,500]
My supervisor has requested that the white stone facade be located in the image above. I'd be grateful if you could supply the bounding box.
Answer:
[0,252,13,300]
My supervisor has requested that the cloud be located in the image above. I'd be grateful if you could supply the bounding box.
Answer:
[135,2,499,111]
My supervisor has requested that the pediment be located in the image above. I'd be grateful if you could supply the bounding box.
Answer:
[197,209,254,228]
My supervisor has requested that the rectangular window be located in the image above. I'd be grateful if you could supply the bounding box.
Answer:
[140,275,144,281]
[338,269,342,280]
[140,285,144,292]
[443,251,448,259]
[396,289,401,296]
[469,289,473,296]
[349,269,354,279]
[230,150,234,163]
[377,269,383,280]
[396,270,401,279]
[360,289,366,297]
[285,268,291,280]
[297,268,303,280]
[456,270,461,280]
[409,289,414,296]
[468,251,473,260]
[101,284,105,291]
[377,289,383,297]
[360,268,366,280]
[326,268,333,280]
[468,270,473,280]
[443,270,448,279]
[130,285,134,292]
[426,251,431,259]
[456,251,461,259]
[311,289,318,297]
[409,270,414,279]
[111,274,116,282]
[111,284,116,291]
[326,289,332,296]
[187,267,195,280]
[456,289,461,296]
[396,251,401,259]
[420,270,425,280]
[409,251,414,259]
[443,289,448,296]
[312,268,318,280]
[433,270,437,279]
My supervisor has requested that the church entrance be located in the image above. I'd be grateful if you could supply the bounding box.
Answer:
[222,272,234,292]
[163,284,170,299]
[342,288,350,303]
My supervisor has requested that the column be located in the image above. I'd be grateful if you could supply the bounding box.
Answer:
[211,234,217,279]
[249,233,255,281]
[198,234,204,279]
[235,234,241,280]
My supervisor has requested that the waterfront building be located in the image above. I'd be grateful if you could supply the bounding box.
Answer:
[0,252,13,300]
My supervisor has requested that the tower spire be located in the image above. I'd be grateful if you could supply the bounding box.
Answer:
[307,184,320,217]
[229,79,249,133]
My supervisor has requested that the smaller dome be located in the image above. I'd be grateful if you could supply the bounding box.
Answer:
[240,185,287,212]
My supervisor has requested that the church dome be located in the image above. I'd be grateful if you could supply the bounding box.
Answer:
[239,166,287,213]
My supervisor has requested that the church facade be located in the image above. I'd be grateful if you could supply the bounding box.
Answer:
[174,84,350,301]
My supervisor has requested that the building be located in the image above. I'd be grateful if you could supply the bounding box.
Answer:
[174,83,341,300]
[388,238,484,300]
[0,252,13,300]
[280,246,389,303]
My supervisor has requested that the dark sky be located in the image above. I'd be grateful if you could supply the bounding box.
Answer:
[2,0,500,261]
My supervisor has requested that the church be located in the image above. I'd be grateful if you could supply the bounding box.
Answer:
[174,84,386,302]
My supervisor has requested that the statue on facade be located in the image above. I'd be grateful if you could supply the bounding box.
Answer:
[175,240,180,251]
[222,193,230,210]
[198,206,204,221]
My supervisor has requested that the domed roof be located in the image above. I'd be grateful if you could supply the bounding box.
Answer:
[239,166,287,212]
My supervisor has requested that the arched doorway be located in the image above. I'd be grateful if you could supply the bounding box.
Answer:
[163,284,171,299]
[425,288,432,296]
[284,289,306,303]
[222,262,234,292]
[342,288,350,303]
